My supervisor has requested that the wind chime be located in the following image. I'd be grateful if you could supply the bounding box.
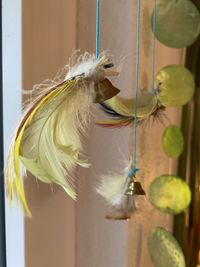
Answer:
[5,0,200,267]
[95,1,199,267]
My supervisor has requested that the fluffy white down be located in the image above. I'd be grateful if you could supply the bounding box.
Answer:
[96,174,129,206]
[65,52,119,82]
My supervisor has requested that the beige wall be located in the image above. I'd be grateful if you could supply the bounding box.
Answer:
[23,1,77,267]
[23,1,184,267]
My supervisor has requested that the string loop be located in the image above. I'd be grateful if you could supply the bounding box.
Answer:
[128,167,139,178]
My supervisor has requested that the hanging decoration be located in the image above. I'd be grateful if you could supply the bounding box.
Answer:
[94,0,197,263]
[5,0,200,264]
[152,0,200,48]
[148,227,186,267]
[148,175,191,214]
[162,125,184,159]
[5,5,199,267]
[96,165,145,220]
[97,65,194,127]
[6,52,120,217]
[96,0,146,220]
[97,92,163,127]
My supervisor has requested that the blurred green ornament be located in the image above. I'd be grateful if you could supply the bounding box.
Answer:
[162,125,184,158]
[148,175,191,214]
[152,0,200,48]
[148,227,186,267]
[155,65,195,107]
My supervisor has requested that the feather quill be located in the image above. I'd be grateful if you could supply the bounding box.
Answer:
[6,52,120,216]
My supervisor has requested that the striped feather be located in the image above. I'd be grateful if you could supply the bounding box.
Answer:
[97,93,163,127]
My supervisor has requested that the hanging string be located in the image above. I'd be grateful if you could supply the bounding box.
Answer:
[151,0,157,95]
[129,0,141,178]
[96,0,100,59]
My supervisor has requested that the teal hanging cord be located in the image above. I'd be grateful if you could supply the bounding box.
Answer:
[129,0,141,178]
[152,0,157,95]
[96,0,100,59]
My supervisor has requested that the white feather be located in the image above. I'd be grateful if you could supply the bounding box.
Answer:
[96,173,129,207]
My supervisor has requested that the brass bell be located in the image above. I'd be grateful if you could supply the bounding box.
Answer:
[126,179,145,196]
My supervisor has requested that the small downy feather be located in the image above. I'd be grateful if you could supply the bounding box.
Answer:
[97,91,165,127]
[6,52,121,216]
[97,172,136,220]
[96,165,145,220]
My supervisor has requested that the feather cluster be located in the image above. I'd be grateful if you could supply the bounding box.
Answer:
[97,91,165,128]
[6,52,120,216]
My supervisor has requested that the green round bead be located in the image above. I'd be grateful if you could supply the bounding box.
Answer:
[152,0,200,48]
[148,227,186,267]
[162,125,184,158]
[148,175,191,214]
[155,65,195,107]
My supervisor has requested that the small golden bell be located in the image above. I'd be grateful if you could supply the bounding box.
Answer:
[126,179,145,196]
[126,180,135,196]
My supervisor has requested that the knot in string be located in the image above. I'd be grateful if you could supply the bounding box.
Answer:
[128,167,140,178]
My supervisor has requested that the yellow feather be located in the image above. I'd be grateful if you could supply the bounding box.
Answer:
[6,52,121,216]
[105,93,158,118]
[7,80,75,217]
[96,118,132,126]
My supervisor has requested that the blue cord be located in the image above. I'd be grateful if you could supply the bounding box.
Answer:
[152,0,157,95]
[130,0,141,177]
[95,0,155,177]
[96,0,100,59]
